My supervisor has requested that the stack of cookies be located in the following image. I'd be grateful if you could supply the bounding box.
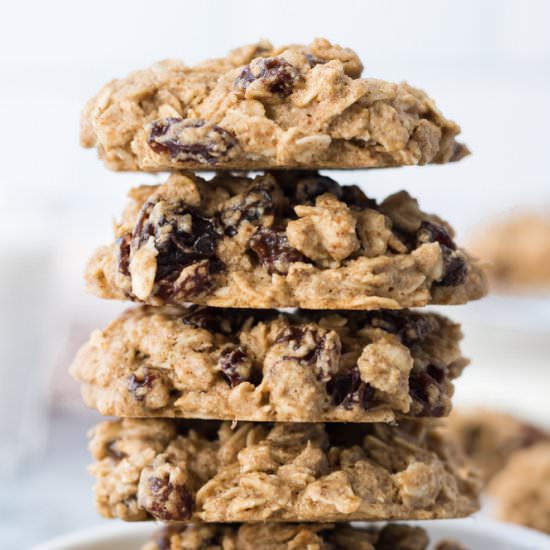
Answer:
[72,38,488,549]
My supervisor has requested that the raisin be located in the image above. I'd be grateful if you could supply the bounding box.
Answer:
[278,172,375,211]
[106,440,127,460]
[326,368,375,410]
[116,235,131,276]
[182,307,245,334]
[132,201,155,245]
[341,185,377,210]
[234,57,302,96]
[220,182,276,237]
[182,308,275,337]
[276,325,340,382]
[218,346,252,387]
[375,524,429,550]
[363,310,434,347]
[409,367,446,417]
[248,228,308,274]
[426,364,445,384]
[148,118,237,165]
[128,369,156,401]
[132,200,223,296]
[415,221,468,287]
[417,221,456,250]
[157,258,223,301]
[437,249,468,287]
[305,52,326,67]
[293,174,343,203]
[146,475,193,521]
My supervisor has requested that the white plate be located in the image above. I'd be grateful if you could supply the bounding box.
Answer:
[31,518,550,550]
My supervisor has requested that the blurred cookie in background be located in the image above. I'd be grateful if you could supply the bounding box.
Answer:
[489,442,550,534]
[448,409,550,534]
[447,408,549,484]
[469,211,550,292]
[448,408,550,483]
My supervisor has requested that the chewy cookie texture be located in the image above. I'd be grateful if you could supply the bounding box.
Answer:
[71,306,467,422]
[143,522,436,550]
[76,35,483,544]
[89,418,480,523]
[86,171,487,309]
[81,38,467,171]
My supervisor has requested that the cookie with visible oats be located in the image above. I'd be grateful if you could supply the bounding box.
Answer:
[71,306,467,423]
[89,418,480,523]
[85,171,487,310]
[81,38,467,172]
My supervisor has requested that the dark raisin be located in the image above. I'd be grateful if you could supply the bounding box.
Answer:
[415,221,468,287]
[417,221,456,250]
[276,325,340,381]
[426,364,445,384]
[363,310,434,347]
[156,258,224,301]
[146,476,193,521]
[277,172,376,211]
[148,118,237,165]
[132,201,155,246]
[437,249,468,287]
[375,524,429,550]
[391,227,417,251]
[248,228,308,274]
[132,200,223,297]
[409,367,446,417]
[292,174,343,203]
[395,220,457,254]
[182,307,244,334]
[234,57,302,96]
[116,235,131,276]
[218,346,252,387]
[128,370,156,401]
[341,185,377,210]
[305,52,326,67]
[220,182,275,237]
[326,368,375,410]
[106,440,127,460]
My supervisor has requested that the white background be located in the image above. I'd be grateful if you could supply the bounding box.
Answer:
[0,0,549,547]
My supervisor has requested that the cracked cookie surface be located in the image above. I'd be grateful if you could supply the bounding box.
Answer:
[71,306,467,422]
[143,522,431,550]
[89,419,480,523]
[81,38,467,172]
[85,171,487,310]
